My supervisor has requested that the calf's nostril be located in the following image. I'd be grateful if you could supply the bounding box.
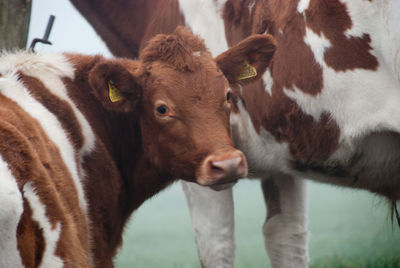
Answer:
[209,156,243,176]
[209,161,225,175]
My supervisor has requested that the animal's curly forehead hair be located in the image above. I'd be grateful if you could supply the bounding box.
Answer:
[139,26,210,72]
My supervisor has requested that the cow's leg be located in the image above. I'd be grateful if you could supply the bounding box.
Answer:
[262,175,308,268]
[181,181,235,268]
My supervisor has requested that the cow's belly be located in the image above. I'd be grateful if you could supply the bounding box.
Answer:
[295,131,400,199]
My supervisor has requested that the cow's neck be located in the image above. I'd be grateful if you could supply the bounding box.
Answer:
[66,56,174,263]
[82,113,174,263]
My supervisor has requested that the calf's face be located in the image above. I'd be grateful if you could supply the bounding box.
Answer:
[138,58,246,185]
[90,27,276,186]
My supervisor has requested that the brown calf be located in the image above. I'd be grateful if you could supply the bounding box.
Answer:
[0,27,275,267]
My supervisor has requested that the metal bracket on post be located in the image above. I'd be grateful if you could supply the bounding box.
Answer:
[29,15,55,52]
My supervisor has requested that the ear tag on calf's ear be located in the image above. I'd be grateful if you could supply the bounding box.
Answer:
[108,80,124,103]
[237,60,257,81]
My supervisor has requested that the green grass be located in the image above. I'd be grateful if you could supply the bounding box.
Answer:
[311,255,400,268]
[114,180,400,267]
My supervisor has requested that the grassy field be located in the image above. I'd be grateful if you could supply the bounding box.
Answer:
[114,180,400,268]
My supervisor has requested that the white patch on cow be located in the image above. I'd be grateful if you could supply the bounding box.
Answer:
[215,0,228,14]
[374,0,400,83]
[0,155,24,268]
[230,100,292,177]
[297,0,310,13]
[0,51,74,79]
[0,65,88,216]
[379,0,400,82]
[262,69,274,96]
[178,0,229,57]
[248,0,256,15]
[303,27,332,66]
[341,0,377,39]
[193,51,201,57]
[23,182,64,268]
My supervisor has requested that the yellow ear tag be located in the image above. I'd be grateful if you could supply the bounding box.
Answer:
[108,80,124,103]
[237,60,257,81]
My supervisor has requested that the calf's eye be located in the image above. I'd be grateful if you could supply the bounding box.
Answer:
[226,92,231,101]
[157,105,168,115]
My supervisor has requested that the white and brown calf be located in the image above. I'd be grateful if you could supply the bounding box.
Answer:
[0,27,276,267]
[71,0,400,267]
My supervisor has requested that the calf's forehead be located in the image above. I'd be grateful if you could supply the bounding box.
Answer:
[144,61,229,102]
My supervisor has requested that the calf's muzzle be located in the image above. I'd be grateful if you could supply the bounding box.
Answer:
[197,149,247,186]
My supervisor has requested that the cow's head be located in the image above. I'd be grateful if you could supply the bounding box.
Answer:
[89,26,276,186]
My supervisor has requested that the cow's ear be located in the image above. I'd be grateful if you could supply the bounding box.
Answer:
[89,60,142,112]
[215,34,277,85]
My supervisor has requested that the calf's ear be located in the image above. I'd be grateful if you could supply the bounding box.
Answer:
[215,34,277,85]
[89,60,142,112]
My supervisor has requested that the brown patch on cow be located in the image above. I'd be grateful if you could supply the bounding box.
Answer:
[283,107,340,163]
[305,0,378,71]
[262,179,281,220]
[17,198,45,267]
[223,0,253,45]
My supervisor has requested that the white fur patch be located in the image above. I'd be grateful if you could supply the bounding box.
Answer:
[230,101,292,177]
[262,69,274,96]
[0,51,74,79]
[303,27,332,66]
[0,155,24,268]
[297,0,310,13]
[178,0,229,57]
[23,182,64,268]
[248,0,256,15]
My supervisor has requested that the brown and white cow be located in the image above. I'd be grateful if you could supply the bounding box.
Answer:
[71,0,400,267]
[0,27,276,267]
